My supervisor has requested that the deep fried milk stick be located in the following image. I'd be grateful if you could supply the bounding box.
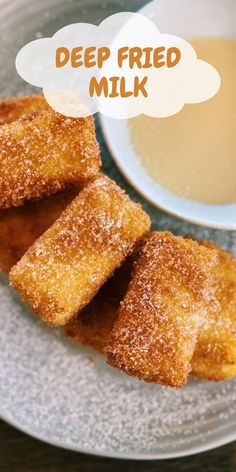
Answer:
[65,257,132,353]
[0,189,78,273]
[192,241,236,381]
[0,107,101,208]
[66,236,236,384]
[107,232,218,387]
[10,175,150,326]
[0,94,49,125]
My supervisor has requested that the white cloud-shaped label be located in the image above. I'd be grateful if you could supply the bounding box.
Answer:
[15,12,221,118]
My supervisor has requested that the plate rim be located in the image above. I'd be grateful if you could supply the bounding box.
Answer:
[1,407,236,460]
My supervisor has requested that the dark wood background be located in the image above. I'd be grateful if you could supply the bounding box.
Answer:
[0,419,235,471]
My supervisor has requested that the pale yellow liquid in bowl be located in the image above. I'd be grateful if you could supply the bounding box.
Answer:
[129,38,236,205]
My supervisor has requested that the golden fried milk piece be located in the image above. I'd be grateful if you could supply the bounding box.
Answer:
[191,241,236,381]
[0,94,49,125]
[106,232,218,388]
[65,258,132,354]
[0,107,101,208]
[0,189,79,274]
[10,175,151,326]
[0,93,81,272]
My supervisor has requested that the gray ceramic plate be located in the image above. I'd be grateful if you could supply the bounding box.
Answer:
[0,0,236,460]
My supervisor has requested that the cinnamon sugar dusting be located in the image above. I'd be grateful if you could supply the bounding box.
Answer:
[0,94,49,125]
[0,105,101,208]
[64,236,236,385]
[9,175,150,326]
[192,240,236,381]
[1,93,236,391]
[0,188,79,273]
[65,257,133,353]
[107,232,219,388]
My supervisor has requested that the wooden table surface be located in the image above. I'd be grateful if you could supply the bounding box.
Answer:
[0,419,235,472]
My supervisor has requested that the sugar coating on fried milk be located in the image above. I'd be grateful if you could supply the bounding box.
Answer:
[64,237,236,384]
[0,93,81,272]
[10,175,151,326]
[107,232,218,388]
[65,257,132,353]
[192,241,236,381]
[0,189,79,273]
[0,94,49,125]
[65,239,236,383]
[0,107,101,208]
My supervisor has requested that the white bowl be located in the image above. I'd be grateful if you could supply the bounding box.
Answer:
[100,0,236,230]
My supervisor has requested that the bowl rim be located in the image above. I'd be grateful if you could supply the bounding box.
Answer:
[100,0,236,231]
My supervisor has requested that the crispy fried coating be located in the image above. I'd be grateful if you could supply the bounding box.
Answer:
[0,93,81,272]
[0,94,49,125]
[106,232,218,387]
[65,237,236,385]
[10,175,151,326]
[0,107,101,208]
[65,258,132,353]
[0,189,79,273]
[191,241,236,381]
